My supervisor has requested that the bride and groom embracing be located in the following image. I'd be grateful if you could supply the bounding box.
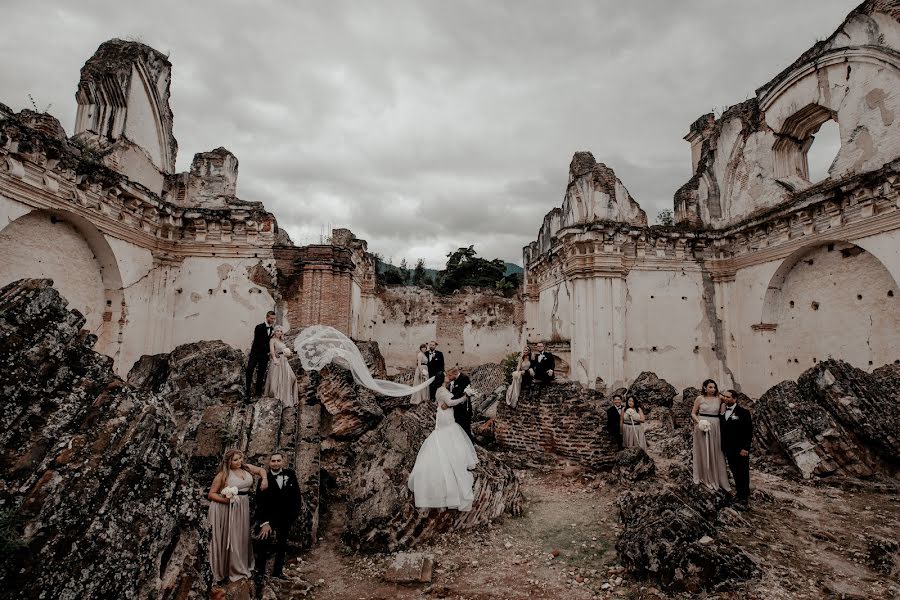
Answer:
[407,366,479,512]
[287,326,479,512]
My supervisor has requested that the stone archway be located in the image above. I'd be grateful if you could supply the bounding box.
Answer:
[761,241,898,376]
[0,208,125,363]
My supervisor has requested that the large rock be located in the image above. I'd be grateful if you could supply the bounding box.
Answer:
[625,372,677,412]
[616,483,758,592]
[0,279,200,598]
[615,448,656,482]
[344,400,523,552]
[673,387,700,429]
[754,360,900,479]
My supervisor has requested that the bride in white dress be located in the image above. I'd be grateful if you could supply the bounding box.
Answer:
[407,380,479,511]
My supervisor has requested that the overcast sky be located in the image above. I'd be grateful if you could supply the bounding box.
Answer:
[2,1,855,267]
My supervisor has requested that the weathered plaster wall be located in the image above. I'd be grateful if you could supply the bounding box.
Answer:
[366,286,524,374]
[169,257,278,353]
[0,210,106,333]
[726,234,900,396]
[678,5,900,229]
[622,268,726,391]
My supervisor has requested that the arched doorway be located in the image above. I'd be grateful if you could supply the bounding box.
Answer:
[0,208,125,364]
[761,241,898,378]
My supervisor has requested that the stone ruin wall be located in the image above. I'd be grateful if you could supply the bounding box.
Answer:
[362,285,525,375]
[523,1,900,397]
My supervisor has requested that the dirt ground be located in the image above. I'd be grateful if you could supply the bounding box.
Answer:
[279,440,900,600]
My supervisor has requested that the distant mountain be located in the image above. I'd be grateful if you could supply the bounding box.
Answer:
[504,262,524,277]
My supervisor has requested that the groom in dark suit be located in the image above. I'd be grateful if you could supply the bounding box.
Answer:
[246,311,276,399]
[720,389,753,509]
[528,342,555,383]
[254,452,301,580]
[606,394,624,449]
[426,340,445,400]
[445,366,473,440]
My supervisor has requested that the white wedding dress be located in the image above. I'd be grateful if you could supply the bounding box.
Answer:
[407,386,479,511]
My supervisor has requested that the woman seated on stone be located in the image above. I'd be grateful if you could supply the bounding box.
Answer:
[505,348,532,408]
[620,396,647,450]
[691,379,731,491]
[411,342,430,405]
[207,449,268,584]
[264,325,298,406]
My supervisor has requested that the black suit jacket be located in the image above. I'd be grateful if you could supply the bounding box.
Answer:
[531,351,555,379]
[251,323,273,357]
[426,350,445,378]
[720,405,753,454]
[606,405,622,436]
[254,468,301,528]
[450,373,472,420]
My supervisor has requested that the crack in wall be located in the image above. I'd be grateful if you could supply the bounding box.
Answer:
[698,262,738,390]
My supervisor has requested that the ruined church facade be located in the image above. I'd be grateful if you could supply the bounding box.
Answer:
[523,1,900,396]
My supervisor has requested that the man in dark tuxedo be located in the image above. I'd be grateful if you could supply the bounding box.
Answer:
[720,389,753,509]
[426,340,445,400]
[246,311,276,399]
[254,452,301,580]
[528,342,555,383]
[444,366,473,440]
[606,394,624,449]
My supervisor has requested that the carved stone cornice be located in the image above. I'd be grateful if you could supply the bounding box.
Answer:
[1,145,277,258]
[524,161,900,292]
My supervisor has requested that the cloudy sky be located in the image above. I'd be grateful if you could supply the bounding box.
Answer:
[2,1,855,268]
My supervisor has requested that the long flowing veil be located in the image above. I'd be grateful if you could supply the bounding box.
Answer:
[293,325,434,397]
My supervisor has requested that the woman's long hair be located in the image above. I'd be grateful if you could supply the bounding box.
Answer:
[217,449,244,488]
[701,379,719,396]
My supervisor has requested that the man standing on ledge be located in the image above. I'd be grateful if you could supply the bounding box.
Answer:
[606,394,624,449]
[247,310,276,399]
[426,339,445,400]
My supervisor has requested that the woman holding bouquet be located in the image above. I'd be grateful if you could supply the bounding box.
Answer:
[505,348,532,408]
[264,325,298,406]
[620,396,647,450]
[691,379,731,491]
[411,342,430,405]
[207,449,268,583]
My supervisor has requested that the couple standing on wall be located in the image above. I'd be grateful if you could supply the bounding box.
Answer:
[245,311,297,405]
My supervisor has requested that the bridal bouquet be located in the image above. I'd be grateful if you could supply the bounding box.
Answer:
[698,419,711,433]
[221,486,240,503]
[625,408,639,420]
[464,385,479,398]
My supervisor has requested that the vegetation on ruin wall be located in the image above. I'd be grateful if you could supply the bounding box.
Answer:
[376,246,521,296]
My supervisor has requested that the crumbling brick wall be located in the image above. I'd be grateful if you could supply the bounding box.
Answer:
[494,382,618,470]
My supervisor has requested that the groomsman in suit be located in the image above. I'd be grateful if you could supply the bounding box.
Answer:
[445,366,473,440]
[254,452,301,579]
[246,311,276,399]
[426,340,445,400]
[528,342,555,383]
[720,390,753,509]
[606,394,624,449]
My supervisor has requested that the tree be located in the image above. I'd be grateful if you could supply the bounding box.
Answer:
[435,246,508,294]
[412,258,426,286]
[399,258,410,284]
[656,209,674,226]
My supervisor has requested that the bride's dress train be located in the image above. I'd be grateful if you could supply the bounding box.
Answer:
[407,387,479,511]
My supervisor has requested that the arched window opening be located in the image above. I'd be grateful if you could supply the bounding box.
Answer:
[806,119,840,183]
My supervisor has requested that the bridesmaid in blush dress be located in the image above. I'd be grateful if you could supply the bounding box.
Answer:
[411,343,430,405]
[264,325,298,406]
[207,450,268,583]
[691,379,731,491]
